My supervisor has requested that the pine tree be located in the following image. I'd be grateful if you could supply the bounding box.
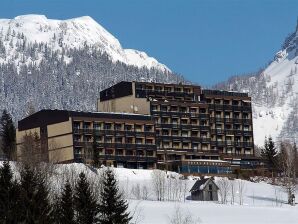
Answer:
[0,110,16,160]
[19,165,52,223]
[99,168,132,224]
[261,136,278,172]
[0,161,21,223]
[74,172,99,224]
[56,180,75,224]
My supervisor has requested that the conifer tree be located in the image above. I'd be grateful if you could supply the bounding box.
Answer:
[74,172,99,224]
[19,165,52,223]
[57,180,75,224]
[261,136,278,172]
[0,161,21,223]
[99,168,132,224]
[0,110,16,160]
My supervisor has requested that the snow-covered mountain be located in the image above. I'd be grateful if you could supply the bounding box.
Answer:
[0,14,169,71]
[215,22,298,146]
[0,15,184,121]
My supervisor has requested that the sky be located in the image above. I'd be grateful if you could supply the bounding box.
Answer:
[1,0,298,85]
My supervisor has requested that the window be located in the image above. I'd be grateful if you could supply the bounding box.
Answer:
[214,99,221,104]
[114,123,122,130]
[136,138,143,144]
[180,107,187,113]
[172,118,178,124]
[172,130,179,136]
[115,137,122,143]
[200,108,206,113]
[232,100,239,106]
[244,125,249,131]
[126,137,133,144]
[145,125,153,132]
[104,123,112,130]
[162,129,169,136]
[162,118,169,124]
[182,131,188,137]
[173,142,180,148]
[83,122,90,130]
[73,122,80,130]
[181,119,188,124]
[93,122,101,130]
[146,139,153,145]
[105,137,112,143]
[152,105,158,111]
[243,113,249,119]
[125,125,133,131]
[161,105,168,111]
[135,125,142,132]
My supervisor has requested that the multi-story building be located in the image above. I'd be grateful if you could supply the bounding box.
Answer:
[16,81,258,175]
[98,81,257,173]
[16,109,157,169]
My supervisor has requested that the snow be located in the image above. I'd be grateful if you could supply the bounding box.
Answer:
[129,200,298,224]
[0,14,170,72]
[2,162,298,223]
[252,29,298,145]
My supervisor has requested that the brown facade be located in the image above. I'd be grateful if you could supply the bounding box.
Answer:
[98,81,258,173]
[16,81,258,174]
[16,110,157,169]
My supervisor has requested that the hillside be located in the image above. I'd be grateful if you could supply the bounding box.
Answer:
[0,15,185,121]
[214,23,298,146]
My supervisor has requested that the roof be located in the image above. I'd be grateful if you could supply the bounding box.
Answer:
[190,178,219,192]
[18,109,153,131]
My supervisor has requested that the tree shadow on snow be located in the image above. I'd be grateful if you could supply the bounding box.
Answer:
[247,195,287,204]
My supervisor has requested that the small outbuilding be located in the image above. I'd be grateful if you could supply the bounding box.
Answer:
[190,178,219,201]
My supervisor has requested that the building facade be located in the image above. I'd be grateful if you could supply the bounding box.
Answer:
[16,110,157,169]
[16,81,258,174]
[98,81,258,173]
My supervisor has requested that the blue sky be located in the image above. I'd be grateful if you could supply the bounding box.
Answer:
[2,0,298,85]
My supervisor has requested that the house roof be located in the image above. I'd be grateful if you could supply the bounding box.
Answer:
[190,178,219,192]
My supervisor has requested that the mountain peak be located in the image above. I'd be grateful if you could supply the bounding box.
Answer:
[0,14,170,72]
[14,14,48,21]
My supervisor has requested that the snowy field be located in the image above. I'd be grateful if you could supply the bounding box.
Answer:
[115,167,298,224]
[5,162,298,224]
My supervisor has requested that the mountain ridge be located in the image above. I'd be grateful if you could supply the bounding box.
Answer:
[0,14,170,72]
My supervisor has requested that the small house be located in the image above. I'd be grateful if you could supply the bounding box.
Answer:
[190,178,219,201]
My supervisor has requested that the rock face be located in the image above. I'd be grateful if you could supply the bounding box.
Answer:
[214,22,298,145]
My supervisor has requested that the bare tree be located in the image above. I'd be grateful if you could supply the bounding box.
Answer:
[230,179,236,205]
[238,179,246,205]
[141,185,149,200]
[151,169,166,201]
[278,141,297,205]
[217,177,230,204]
[131,183,142,200]
[168,205,201,224]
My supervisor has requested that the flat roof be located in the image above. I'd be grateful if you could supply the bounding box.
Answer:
[18,109,153,131]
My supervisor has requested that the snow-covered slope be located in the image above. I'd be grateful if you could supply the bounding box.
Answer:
[0,14,169,71]
[252,25,298,145]
[214,23,298,146]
